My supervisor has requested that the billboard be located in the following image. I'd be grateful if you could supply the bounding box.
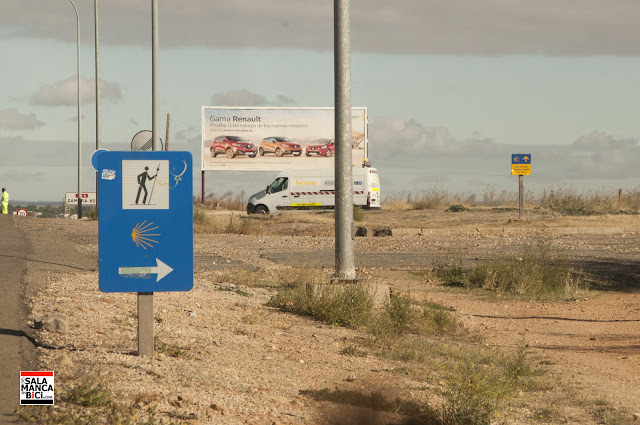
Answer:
[201,107,367,171]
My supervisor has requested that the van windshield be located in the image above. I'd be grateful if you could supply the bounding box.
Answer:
[269,177,288,193]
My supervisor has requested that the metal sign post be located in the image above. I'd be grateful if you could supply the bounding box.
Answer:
[511,154,531,220]
[136,0,161,359]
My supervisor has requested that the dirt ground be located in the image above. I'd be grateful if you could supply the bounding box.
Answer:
[11,209,640,424]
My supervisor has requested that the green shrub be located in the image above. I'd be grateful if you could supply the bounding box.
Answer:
[466,253,586,298]
[434,262,467,287]
[353,205,365,222]
[155,336,186,358]
[435,244,587,299]
[64,377,111,407]
[441,357,512,425]
[367,295,459,348]
[193,208,215,233]
[446,204,467,212]
[222,214,253,234]
[267,282,374,328]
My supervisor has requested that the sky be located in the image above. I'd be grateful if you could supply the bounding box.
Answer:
[3,0,640,202]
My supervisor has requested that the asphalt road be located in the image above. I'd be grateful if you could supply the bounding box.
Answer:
[0,216,36,424]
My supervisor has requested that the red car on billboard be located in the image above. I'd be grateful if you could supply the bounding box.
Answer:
[305,139,334,157]
[259,137,302,157]
[210,136,258,158]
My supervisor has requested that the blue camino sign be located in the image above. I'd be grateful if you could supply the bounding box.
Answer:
[98,151,193,292]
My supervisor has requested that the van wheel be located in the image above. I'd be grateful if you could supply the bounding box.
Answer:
[259,147,265,156]
[249,152,257,158]
[306,153,311,157]
[275,148,283,157]
[226,148,235,159]
[211,148,217,158]
[255,205,268,215]
[325,150,332,157]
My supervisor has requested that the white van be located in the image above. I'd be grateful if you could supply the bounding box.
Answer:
[246,167,381,214]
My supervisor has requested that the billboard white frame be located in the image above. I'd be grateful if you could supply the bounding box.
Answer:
[201,106,368,172]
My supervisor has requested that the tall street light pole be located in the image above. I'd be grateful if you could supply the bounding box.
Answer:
[137,0,160,359]
[68,0,82,218]
[334,0,355,280]
[94,0,101,215]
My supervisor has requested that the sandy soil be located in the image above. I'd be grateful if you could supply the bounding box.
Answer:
[13,210,640,424]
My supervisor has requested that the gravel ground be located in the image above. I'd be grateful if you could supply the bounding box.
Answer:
[12,213,640,424]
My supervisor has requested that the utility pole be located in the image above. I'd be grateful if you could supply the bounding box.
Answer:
[333,0,356,281]
[138,0,160,358]
[94,0,101,216]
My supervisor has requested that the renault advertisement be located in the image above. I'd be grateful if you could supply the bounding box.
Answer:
[201,107,367,171]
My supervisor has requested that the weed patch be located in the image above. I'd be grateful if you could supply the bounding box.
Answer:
[16,376,175,425]
[155,336,187,358]
[193,207,215,233]
[369,295,459,345]
[434,243,588,299]
[434,261,467,287]
[340,345,368,357]
[353,205,365,222]
[267,282,374,327]
[63,377,111,407]
[445,205,467,212]
[440,357,512,425]
[200,190,246,210]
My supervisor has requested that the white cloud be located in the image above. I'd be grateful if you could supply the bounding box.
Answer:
[174,127,200,144]
[369,117,640,182]
[572,131,638,149]
[30,77,123,106]
[370,117,497,158]
[0,109,44,130]
[210,90,296,107]
[5,0,640,55]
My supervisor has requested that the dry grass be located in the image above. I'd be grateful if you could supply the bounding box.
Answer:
[541,186,640,215]
[195,190,246,211]
[194,207,268,234]
[434,236,589,300]
[194,186,640,215]
[382,185,640,215]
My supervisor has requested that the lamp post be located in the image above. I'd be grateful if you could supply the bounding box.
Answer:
[68,0,82,218]
[94,0,101,216]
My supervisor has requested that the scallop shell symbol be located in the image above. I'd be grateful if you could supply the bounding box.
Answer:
[131,221,160,249]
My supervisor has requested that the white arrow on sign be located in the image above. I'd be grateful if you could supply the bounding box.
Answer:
[118,258,174,282]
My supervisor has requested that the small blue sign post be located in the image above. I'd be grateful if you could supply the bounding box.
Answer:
[511,153,532,220]
[511,154,531,175]
[98,151,193,292]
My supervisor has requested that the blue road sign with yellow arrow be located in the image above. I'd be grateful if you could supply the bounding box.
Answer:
[97,151,193,292]
[511,153,531,175]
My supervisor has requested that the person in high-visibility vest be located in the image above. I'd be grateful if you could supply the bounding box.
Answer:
[1,188,8,214]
